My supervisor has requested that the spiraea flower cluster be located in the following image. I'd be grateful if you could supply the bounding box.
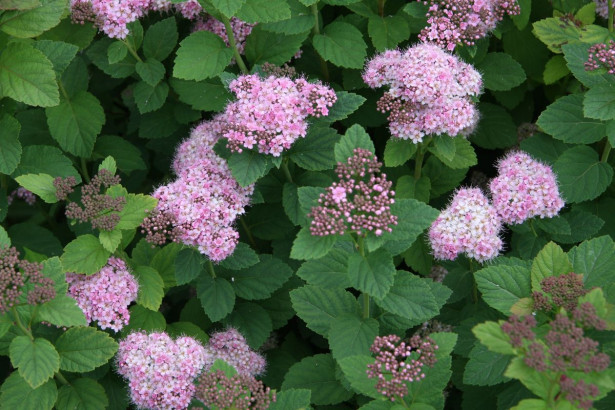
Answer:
[309,148,397,237]
[428,187,503,262]
[70,0,152,39]
[532,272,588,313]
[195,370,275,410]
[489,151,565,224]
[194,16,254,54]
[117,331,207,410]
[7,188,36,206]
[63,169,125,231]
[203,328,266,376]
[420,0,520,51]
[213,74,337,156]
[595,0,610,20]
[143,122,253,261]
[66,257,138,332]
[585,40,615,74]
[0,246,55,314]
[366,334,438,401]
[363,44,482,143]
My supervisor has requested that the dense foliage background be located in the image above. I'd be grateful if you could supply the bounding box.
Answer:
[2,0,615,409]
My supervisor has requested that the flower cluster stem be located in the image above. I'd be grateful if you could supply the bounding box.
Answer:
[121,39,143,63]
[378,0,386,17]
[222,16,249,74]
[55,371,70,386]
[609,0,614,32]
[281,158,293,183]
[207,260,217,278]
[311,4,330,82]
[12,307,33,340]
[80,157,91,183]
[602,140,612,163]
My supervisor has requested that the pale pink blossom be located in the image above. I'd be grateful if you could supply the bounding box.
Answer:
[203,328,266,376]
[193,16,254,54]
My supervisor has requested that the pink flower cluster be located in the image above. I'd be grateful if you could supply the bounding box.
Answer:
[194,16,255,54]
[203,328,266,376]
[595,0,610,20]
[213,74,337,156]
[147,122,253,261]
[489,151,564,224]
[309,148,397,237]
[66,257,138,332]
[428,188,503,262]
[117,331,207,410]
[363,44,482,143]
[7,188,36,206]
[420,0,520,51]
[70,0,152,39]
[585,40,615,75]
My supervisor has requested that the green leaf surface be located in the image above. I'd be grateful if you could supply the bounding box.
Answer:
[245,25,308,65]
[219,242,259,270]
[260,0,314,34]
[380,198,439,255]
[368,15,410,51]
[174,247,204,285]
[553,145,613,203]
[530,242,572,292]
[313,22,368,69]
[568,235,615,290]
[472,103,519,149]
[289,126,339,171]
[0,373,57,410]
[475,265,532,315]
[562,42,615,88]
[326,91,367,122]
[347,248,396,299]
[143,17,178,61]
[135,59,165,86]
[290,226,338,260]
[211,0,247,17]
[12,145,81,181]
[396,175,431,203]
[33,40,78,77]
[123,305,166,333]
[543,55,569,84]
[584,85,615,121]
[463,343,511,386]
[0,115,21,174]
[228,150,272,187]
[268,388,312,410]
[173,31,233,81]
[532,17,583,54]
[9,336,59,389]
[37,295,87,328]
[477,53,527,91]
[296,244,352,289]
[196,276,235,322]
[384,138,417,167]
[134,81,169,114]
[237,0,291,23]
[334,124,375,162]
[55,378,108,410]
[106,41,127,64]
[328,314,379,360]
[223,302,272,348]
[229,254,293,300]
[134,266,164,311]
[55,327,118,373]
[170,77,231,112]
[98,229,121,253]
[472,321,514,355]
[338,355,380,399]
[428,137,477,169]
[116,194,158,230]
[0,0,65,38]
[94,136,146,174]
[61,234,111,275]
[15,173,56,203]
[374,271,440,323]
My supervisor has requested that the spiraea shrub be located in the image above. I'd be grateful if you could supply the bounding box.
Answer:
[2,0,615,409]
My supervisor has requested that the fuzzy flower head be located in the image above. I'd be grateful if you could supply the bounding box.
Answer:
[117,331,207,410]
[366,334,438,401]
[66,257,138,332]
[420,0,520,51]
[203,328,266,376]
[195,370,275,410]
[214,74,337,156]
[489,151,565,225]
[363,44,482,143]
[595,0,610,20]
[309,148,397,237]
[70,0,152,39]
[193,16,254,54]
[428,187,503,263]
[585,40,615,75]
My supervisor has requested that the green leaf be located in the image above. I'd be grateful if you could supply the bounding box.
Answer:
[0,42,59,107]
[116,193,158,230]
[174,247,204,285]
[98,156,116,175]
[584,85,615,121]
[123,305,166,333]
[326,91,367,122]
[431,135,456,161]
[170,77,231,112]
[173,31,233,81]
[211,0,246,17]
[475,265,532,315]
[288,126,339,171]
[282,354,353,405]
[329,314,379,360]
[543,55,569,84]
[106,41,127,64]
[9,336,59,389]
[550,209,604,244]
[86,38,136,79]
[0,0,64,38]
[505,357,552,399]
[12,145,80,181]
[338,355,380,399]
[511,0,531,30]
[94,135,146,174]
[472,103,519,149]
[380,198,439,255]
[237,0,291,23]
[37,295,87,328]
[296,245,352,289]
[568,235,615,290]
[368,15,409,51]
[133,80,169,114]
[15,173,56,203]
[166,322,209,345]
[0,227,9,248]
[245,25,308,65]
[396,175,431,203]
[464,343,511,386]
[384,138,417,167]
[313,22,368,69]
[98,229,122,253]
[472,321,514,355]
[196,276,235,322]
[532,17,582,54]
[260,0,314,35]
[0,373,57,410]
[56,378,108,410]
[334,124,375,162]
[228,150,272,187]
[229,254,292,300]
[562,42,615,88]
[0,0,41,10]
[143,17,178,61]
[536,93,606,144]
[135,59,165,86]
[477,53,526,91]
[33,40,78,78]
[290,226,338,260]
[223,302,272,348]
[55,327,118,373]
[374,271,440,323]
[0,115,21,174]
[530,242,572,292]
[428,137,477,169]
[282,182,304,225]
[46,91,105,157]
[61,234,111,275]
[134,266,164,311]
[219,242,259,270]
[347,248,396,299]
[553,145,613,203]
[268,389,312,410]
[290,285,359,336]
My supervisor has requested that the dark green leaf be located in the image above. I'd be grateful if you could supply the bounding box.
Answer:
[553,145,613,203]
[477,53,526,91]
[55,327,118,373]
[9,336,59,389]
[223,302,272,348]
[0,373,57,410]
[474,265,532,315]
[56,378,108,410]
[313,22,368,69]
[61,234,111,275]
[196,276,235,322]
[173,31,233,81]
[143,17,178,61]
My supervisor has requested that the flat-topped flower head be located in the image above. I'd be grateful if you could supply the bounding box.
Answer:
[66,257,138,332]
[489,151,565,225]
[428,187,503,262]
[70,0,152,39]
[203,328,266,376]
[117,331,207,410]
[363,43,482,143]
[193,16,254,54]
[309,148,397,237]
[195,370,275,410]
[419,0,520,51]
[214,74,337,156]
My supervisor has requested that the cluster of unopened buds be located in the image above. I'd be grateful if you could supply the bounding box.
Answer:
[195,370,275,410]
[585,40,615,74]
[202,328,266,376]
[142,121,253,261]
[309,148,397,237]
[7,188,36,206]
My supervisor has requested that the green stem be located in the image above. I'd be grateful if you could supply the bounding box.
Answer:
[281,159,293,183]
[121,39,143,63]
[55,371,70,386]
[414,147,425,180]
[378,0,387,17]
[207,260,216,278]
[357,236,370,319]
[240,215,257,250]
[80,157,91,183]
[12,307,33,340]
[222,16,249,74]
[602,140,612,162]
[311,4,330,82]
[609,0,614,32]
[546,374,560,407]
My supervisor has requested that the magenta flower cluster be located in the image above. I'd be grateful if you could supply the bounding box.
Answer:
[203,328,266,376]
[146,122,253,262]
[7,188,36,206]
[585,40,615,75]
[116,331,207,410]
[420,0,520,51]
[363,43,482,143]
[213,74,337,156]
[66,257,138,332]
[194,16,254,54]
[428,187,503,262]
[366,334,438,401]
[489,151,565,224]
[309,148,397,237]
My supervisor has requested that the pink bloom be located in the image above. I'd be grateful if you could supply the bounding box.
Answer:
[7,188,36,206]
[70,0,152,39]
[193,16,254,54]
[174,0,201,19]
[428,187,503,262]
[489,151,564,224]
[595,0,609,19]
[363,43,482,143]
[203,328,266,376]
[585,40,615,74]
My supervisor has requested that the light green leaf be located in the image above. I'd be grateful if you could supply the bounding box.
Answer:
[134,266,164,311]
[347,248,396,299]
[532,17,582,54]
[313,22,367,69]
[368,15,409,51]
[475,265,532,315]
[268,389,312,410]
[143,17,178,61]
[428,137,477,169]
[173,31,233,81]
[384,138,417,167]
[290,226,338,260]
[288,126,339,171]
[0,227,9,248]
[329,314,379,360]
[543,55,569,85]
[223,302,272,348]
[229,254,292,300]
[553,145,613,203]
[530,242,572,292]
[0,0,65,38]
[56,378,108,410]
[61,234,111,275]
[334,124,375,163]
[211,0,246,17]
[477,53,526,91]
[9,336,59,389]
[374,271,440,323]
[237,0,291,23]
[0,115,21,174]
[260,0,314,35]
[505,357,551,399]
[228,150,272,187]
[99,228,122,252]
[196,276,235,322]
[98,156,116,175]
[0,373,57,410]
[55,327,118,373]
[37,295,87,328]
[338,355,380,399]
[15,173,56,203]
[431,135,456,162]
[472,321,514,355]
[116,193,158,230]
